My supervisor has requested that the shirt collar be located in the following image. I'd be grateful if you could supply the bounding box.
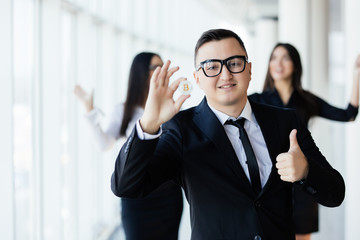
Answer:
[207,99,258,127]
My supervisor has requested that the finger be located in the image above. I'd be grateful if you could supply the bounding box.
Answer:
[150,66,162,88]
[275,161,286,170]
[174,94,191,112]
[73,85,82,95]
[280,175,293,182]
[356,55,360,65]
[277,168,288,176]
[276,153,287,164]
[90,89,94,100]
[169,77,187,92]
[288,129,299,151]
[276,153,293,169]
[73,86,80,96]
[158,60,171,87]
[164,66,180,87]
[74,86,87,99]
[276,160,290,170]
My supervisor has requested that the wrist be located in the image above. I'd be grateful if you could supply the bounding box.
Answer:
[86,104,94,113]
[139,118,161,134]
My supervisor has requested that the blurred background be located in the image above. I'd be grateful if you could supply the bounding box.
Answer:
[1,0,359,239]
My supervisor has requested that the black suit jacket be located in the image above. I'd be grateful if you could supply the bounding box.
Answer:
[111,98,345,240]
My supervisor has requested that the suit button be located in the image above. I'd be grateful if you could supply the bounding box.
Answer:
[254,201,261,208]
[298,179,305,185]
[254,235,262,240]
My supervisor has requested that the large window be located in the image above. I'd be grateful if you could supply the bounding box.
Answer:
[3,0,235,239]
[13,0,35,239]
[61,9,78,240]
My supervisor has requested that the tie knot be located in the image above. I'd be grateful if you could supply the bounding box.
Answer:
[225,118,246,128]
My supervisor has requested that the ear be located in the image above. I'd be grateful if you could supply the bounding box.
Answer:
[193,71,200,85]
[248,62,252,81]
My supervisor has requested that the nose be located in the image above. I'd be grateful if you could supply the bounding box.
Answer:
[219,65,233,80]
[274,58,282,66]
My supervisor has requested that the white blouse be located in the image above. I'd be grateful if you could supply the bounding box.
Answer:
[85,103,144,151]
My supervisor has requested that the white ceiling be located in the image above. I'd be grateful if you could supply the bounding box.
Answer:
[196,0,278,30]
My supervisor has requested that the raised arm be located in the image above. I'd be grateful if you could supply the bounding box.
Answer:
[73,84,118,151]
[73,85,94,112]
[350,55,360,108]
[111,60,190,197]
[314,56,360,121]
[140,60,190,134]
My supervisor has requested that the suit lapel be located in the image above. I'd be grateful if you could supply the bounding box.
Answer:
[193,98,254,192]
[250,100,281,163]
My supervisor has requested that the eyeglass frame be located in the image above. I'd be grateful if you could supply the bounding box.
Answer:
[196,55,248,77]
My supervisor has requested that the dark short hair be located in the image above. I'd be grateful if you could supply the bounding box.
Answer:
[194,29,247,67]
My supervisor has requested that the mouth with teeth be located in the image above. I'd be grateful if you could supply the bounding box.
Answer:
[219,83,236,89]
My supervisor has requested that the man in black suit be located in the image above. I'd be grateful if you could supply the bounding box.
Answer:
[111,29,345,240]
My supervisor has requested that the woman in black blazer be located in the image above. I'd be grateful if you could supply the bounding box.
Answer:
[249,43,360,240]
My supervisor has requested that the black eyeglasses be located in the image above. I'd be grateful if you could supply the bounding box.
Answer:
[196,55,248,77]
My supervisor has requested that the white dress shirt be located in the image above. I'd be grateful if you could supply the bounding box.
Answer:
[208,100,272,187]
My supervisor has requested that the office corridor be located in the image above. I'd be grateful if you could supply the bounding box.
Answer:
[1,0,360,239]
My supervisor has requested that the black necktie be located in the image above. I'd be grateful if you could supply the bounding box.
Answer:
[225,118,262,195]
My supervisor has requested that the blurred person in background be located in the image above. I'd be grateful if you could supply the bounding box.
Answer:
[249,43,360,240]
[74,52,183,240]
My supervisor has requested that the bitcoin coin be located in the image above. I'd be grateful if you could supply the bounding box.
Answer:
[178,80,193,95]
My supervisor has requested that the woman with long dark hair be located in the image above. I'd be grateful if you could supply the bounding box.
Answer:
[74,52,183,240]
[249,43,360,240]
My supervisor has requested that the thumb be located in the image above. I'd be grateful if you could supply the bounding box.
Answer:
[288,129,299,151]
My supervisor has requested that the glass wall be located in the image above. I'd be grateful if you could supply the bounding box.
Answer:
[1,0,233,239]
[2,0,358,239]
[13,0,35,239]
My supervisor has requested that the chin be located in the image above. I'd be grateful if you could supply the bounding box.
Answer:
[221,97,243,107]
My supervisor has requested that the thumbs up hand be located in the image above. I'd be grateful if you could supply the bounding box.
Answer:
[276,129,309,183]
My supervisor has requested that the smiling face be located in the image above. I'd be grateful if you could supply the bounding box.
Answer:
[269,46,294,83]
[193,37,252,116]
